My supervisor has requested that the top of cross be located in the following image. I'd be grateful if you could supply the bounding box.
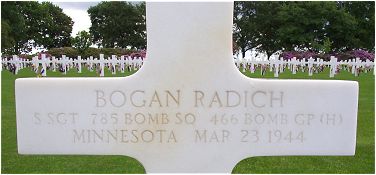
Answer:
[136,2,238,81]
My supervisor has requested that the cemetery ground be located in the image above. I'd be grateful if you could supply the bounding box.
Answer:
[1,68,374,174]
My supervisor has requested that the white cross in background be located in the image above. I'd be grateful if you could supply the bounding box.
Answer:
[307,57,315,76]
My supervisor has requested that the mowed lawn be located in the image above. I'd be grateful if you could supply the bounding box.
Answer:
[1,67,374,173]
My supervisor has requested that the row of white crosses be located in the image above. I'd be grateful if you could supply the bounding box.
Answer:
[2,55,31,74]
[234,55,375,77]
[1,54,145,77]
[2,54,374,77]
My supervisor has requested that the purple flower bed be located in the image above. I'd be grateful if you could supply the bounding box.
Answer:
[350,50,375,61]
[280,51,319,60]
[280,51,300,60]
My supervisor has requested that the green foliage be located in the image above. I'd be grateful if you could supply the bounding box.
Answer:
[72,30,93,54]
[276,1,358,52]
[1,1,27,54]
[233,1,375,58]
[277,2,330,51]
[19,54,37,60]
[233,2,259,58]
[322,38,333,54]
[1,1,73,54]
[47,47,79,58]
[82,47,101,58]
[340,1,375,51]
[88,1,146,49]
[233,2,283,58]
[1,20,15,53]
[38,2,73,49]
[252,2,283,57]
[312,37,333,54]
[99,48,136,58]
[324,3,358,51]
[47,47,137,59]
[99,48,122,57]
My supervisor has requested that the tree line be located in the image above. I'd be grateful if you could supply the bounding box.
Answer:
[1,1,374,59]
[233,1,375,58]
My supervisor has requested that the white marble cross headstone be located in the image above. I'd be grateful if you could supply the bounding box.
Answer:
[270,58,280,77]
[120,55,125,73]
[76,56,83,73]
[279,58,284,73]
[345,61,350,72]
[51,56,57,72]
[364,59,373,74]
[99,54,105,77]
[68,57,73,70]
[40,54,48,77]
[16,2,358,173]
[259,59,268,75]
[61,55,68,74]
[88,56,94,72]
[301,58,306,72]
[110,55,117,74]
[307,57,314,76]
[354,58,362,77]
[31,56,39,74]
[23,58,28,69]
[125,56,131,71]
[291,57,298,74]
[269,57,274,72]
[12,55,20,75]
[66,57,71,71]
[242,58,247,72]
[20,58,24,69]
[351,58,356,74]
[329,56,338,78]
[23,58,27,69]
[131,57,137,71]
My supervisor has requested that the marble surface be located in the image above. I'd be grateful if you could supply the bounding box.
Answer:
[15,2,358,173]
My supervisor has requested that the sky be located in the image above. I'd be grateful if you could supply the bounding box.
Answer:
[51,2,100,36]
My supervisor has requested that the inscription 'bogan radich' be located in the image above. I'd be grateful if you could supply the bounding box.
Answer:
[95,89,284,108]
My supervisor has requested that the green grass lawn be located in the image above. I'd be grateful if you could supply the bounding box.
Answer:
[1,67,374,173]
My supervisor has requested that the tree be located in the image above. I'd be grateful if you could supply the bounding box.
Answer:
[276,2,327,51]
[1,1,73,54]
[233,2,283,58]
[72,30,92,54]
[37,2,73,49]
[233,2,257,58]
[1,20,15,53]
[323,2,358,52]
[1,1,28,54]
[276,2,360,52]
[251,2,283,58]
[88,1,146,49]
[340,1,375,51]
[234,1,374,57]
